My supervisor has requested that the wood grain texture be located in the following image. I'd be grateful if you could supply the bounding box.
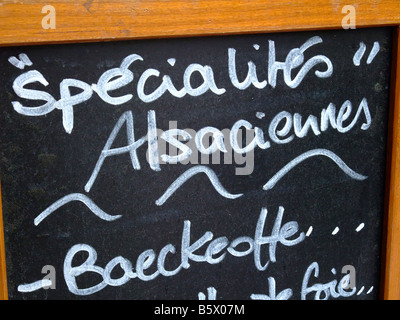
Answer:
[0,0,399,46]
[383,27,400,300]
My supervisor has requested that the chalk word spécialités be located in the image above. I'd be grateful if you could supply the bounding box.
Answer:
[10,36,332,133]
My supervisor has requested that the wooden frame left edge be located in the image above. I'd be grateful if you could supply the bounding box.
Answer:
[0,0,399,300]
[0,182,8,299]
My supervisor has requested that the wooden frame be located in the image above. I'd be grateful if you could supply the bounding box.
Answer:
[0,0,399,300]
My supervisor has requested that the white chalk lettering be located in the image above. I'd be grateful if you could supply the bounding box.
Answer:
[301,262,357,300]
[62,206,304,295]
[268,36,333,88]
[9,34,381,300]
[12,70,56,117]
[11,37,334,133]
[93,54,143,105]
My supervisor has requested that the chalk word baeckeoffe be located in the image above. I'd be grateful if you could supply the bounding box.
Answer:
[62,206,305,296]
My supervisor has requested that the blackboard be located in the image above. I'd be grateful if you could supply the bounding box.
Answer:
[0,27,393,300]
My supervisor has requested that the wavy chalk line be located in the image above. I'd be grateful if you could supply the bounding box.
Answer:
[263,148,367,190]
[34,193,122,226]
[156,165,243,206]
[18,279,52,293]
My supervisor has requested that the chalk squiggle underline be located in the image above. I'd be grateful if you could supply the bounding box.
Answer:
[263,148,368,191]
[155,165,243,206]
[18,279,52,293]
[34,150,366,224]
[34,193,122,226]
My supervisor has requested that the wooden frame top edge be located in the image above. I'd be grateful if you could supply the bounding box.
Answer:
[0,0,399,46]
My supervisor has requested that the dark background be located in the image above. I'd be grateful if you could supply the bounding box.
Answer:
[0,27,393,299]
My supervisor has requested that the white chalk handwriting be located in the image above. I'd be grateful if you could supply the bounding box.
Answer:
[10,36,333,134]
[7,36,382,300]
[61,206,304,295]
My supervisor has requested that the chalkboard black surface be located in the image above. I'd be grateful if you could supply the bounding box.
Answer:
[0,27,393,299]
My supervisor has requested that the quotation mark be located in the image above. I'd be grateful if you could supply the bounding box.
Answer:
[353,41,380,66]
[8,53,32,70]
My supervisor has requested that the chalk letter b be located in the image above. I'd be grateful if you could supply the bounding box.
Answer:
[41,5,56,30]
